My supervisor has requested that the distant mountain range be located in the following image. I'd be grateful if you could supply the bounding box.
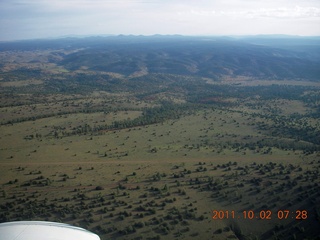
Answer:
[1,35,319,81]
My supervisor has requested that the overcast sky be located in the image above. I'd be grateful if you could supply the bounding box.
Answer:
[1,0,320,41]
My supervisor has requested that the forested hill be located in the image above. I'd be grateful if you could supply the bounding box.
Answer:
[1,35,320,81]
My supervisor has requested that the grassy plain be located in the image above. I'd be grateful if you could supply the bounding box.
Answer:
[1,94,320,240]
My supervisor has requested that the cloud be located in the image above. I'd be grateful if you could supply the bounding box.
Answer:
[246,6,320,19]
[186,6,320,19]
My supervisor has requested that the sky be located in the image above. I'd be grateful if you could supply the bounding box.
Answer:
[0,0,320,41]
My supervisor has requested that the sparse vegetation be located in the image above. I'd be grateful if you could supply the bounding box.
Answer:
[1,36,320,240]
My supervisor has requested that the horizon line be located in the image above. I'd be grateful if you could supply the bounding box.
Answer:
[1,33,320,43]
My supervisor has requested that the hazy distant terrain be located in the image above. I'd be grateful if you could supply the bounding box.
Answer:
[0,35,320,240]
[1,35,319,80]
